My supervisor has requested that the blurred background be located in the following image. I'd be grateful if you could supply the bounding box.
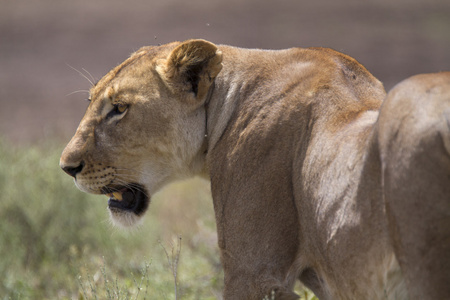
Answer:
[1,0,449,144]
[0,0,449,298]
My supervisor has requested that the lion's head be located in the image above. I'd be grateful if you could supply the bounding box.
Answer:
[60,40,222,227]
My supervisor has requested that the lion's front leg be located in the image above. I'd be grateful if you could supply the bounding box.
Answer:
[210,172,300,300]
[221,261,300,300]
[219,248,300,300]
[207,97,305,299]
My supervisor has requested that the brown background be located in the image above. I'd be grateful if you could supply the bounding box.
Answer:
[1,0,449,144]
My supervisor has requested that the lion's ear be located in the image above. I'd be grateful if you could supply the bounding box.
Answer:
[157,39,223,104]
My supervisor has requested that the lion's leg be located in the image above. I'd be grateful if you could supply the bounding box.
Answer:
[209,160,301,299]
[213,193,301,300]
[379,73,450,299]
[220,264,300,300]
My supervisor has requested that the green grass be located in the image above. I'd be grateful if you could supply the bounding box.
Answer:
[0,139,316,299]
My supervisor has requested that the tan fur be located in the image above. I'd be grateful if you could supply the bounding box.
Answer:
[378,73,450,299]
[60,39,450,299]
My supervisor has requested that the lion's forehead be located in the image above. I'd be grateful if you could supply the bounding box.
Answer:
[90,44,176,100]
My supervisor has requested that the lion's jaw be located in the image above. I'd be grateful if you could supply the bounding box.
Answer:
[60,41,221,228]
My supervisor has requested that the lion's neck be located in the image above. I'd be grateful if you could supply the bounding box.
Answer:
[204,47,288,155]
[203,72,242,157]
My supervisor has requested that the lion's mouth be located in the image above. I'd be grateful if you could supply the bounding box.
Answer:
[102,184,150,216]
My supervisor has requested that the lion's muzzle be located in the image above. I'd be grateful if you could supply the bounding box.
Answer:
[102,184,150,217]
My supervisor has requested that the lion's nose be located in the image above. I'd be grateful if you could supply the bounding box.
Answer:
[61,161,85,178]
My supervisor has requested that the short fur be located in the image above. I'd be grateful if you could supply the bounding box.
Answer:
[60,39,450,299]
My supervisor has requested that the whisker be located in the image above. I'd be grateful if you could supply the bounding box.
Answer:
[124,182,149,194]
[113,173,142,182]
[116,165,166,176]
[104,185,122,193]
[127,183,149,194]
[65,89,90,97]
[82,68,97,85]
[111,178,149,196]
[114,166,159,178]
[66,63,95,87]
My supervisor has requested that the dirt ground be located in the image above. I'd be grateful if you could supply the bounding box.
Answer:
[1,0,449,144]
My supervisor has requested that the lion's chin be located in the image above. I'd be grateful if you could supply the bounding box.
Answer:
[108,209,145,228]
[102,183,150,228]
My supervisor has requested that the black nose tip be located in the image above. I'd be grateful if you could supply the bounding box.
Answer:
[61,161,85,178]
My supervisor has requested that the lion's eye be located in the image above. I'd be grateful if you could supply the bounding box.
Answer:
[106,103,129,120]
[113,104,128,114]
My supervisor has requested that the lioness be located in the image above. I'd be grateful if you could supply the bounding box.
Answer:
[60,39,450,299]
